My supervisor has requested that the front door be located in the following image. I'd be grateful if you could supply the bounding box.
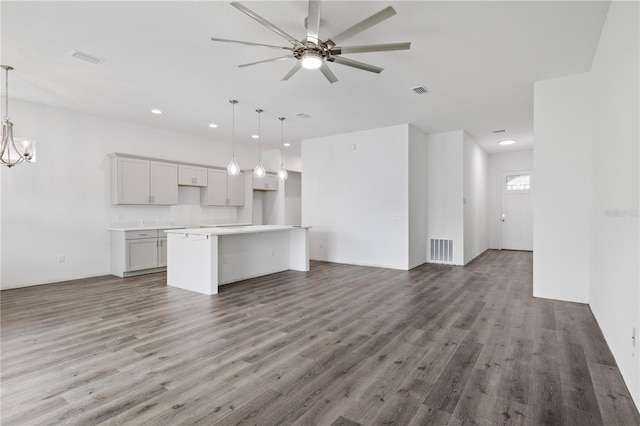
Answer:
[501,170,533,251]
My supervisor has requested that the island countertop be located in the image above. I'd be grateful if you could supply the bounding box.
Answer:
[165,225,310,236]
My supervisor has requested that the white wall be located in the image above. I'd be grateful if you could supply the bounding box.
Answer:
[533,73,592,303]
[408,125,428,269]
[0,99,299,289]
[533,1,639,405]
[588,0,639,406]
[284,171,301,226]
[463,131,488,264]
[487,150,534,249]
[302,125,409,270]
[425,131,464,265]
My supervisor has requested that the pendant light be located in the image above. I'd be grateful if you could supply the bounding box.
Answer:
[277,117,288,181]
[226,99,240,176]
[253,108,266,178]
[1,65,35,168]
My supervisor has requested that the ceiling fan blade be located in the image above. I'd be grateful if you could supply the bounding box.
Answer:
[330,56,383,74]
[238,55,293,68]
[210,37,292,50]
[319,61,338,84]
[326,6,397,46]
[282,62,303,81]
[333,42,411,55]
[307,0,322,44]
[231,2,301,46]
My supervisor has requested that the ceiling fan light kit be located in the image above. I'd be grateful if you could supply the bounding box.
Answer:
[211,0,411,83]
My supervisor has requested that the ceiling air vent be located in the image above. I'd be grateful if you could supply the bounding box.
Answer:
[411,86,429,95]
[70,50,104,65]
[492,129,506,134]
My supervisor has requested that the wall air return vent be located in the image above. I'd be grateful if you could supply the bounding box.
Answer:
[70,50,105,65]
[430,238,454,263]
[411,86,430,95]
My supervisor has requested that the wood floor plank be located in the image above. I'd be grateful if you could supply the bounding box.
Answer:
[1,250,637,425]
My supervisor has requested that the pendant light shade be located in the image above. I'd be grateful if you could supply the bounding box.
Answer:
[1,65,35,168]
[226,99,240,176]
[277,117,288,181]
[253,108,266,178]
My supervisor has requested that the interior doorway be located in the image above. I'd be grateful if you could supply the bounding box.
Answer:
[500,170,533,251]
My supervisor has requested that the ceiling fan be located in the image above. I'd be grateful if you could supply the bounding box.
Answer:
[210,1,411,83]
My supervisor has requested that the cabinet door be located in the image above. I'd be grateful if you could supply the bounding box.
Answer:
[265,174,278,191]
[228,172,245,206]
[114,158,150,204]
[193,167,208,187]
[150,161,178,204]
[126,238,158,271]
[157,237,168,267]
[253,176,267,190]
[206,169,228,205]
[178,165,194,186]
[178,165,208,187]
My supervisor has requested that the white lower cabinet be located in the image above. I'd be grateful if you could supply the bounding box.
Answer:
[111,230,174,277]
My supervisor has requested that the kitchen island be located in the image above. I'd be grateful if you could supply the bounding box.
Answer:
[165,225,310,295]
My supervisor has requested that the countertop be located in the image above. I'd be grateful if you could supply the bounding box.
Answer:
[165,225,310,236]
[108,225,186,231]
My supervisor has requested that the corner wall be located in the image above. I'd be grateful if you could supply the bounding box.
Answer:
[533,72,592,304]
[301,125,410,270]
[533,0,639,405]
[425,131,464,265]
[408,125,428,269]
[589,0,639,406]
[463,132,488,264]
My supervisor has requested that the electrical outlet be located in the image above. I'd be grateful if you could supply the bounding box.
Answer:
[58,255,65,263]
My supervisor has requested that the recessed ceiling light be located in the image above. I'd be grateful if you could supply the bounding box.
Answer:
[499,139,516,145]
[209,123,218,128]
[283,143,291,147]
[151,109,162,115]
[251,135,259,139]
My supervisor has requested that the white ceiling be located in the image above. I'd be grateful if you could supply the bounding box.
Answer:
[1,1,609,154]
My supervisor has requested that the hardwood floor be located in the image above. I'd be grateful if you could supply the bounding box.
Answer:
[1,250,638,425]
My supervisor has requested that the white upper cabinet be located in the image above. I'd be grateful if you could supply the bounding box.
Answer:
[228,173,245,206]
[253,173,278,191]
[150,161,178,204]
[113,157,150,204]
[178,164,208,187]
[111,156,177,205]
[202,169,245,206]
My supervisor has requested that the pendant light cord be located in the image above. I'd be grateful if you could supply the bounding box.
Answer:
[230,100,237,158]
[3,67,9,121]
[256,109,263,161]
[279,117,286,167]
